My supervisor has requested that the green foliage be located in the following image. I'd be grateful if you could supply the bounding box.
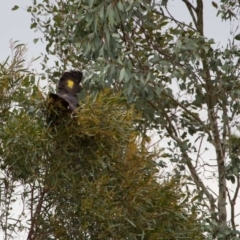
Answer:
[0,42,45,237]
[217,0,240,20]
[0,42,204,238]
[12,5,19,11]
[26,0,240,238]
[1,85,203,238]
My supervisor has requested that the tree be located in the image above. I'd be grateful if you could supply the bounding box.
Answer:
[0,42,44,239]
[26,0,240,239]
[0,43,203,239]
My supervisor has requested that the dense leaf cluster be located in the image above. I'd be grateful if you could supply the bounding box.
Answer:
[0,61,203,239]
[15,0,240,238]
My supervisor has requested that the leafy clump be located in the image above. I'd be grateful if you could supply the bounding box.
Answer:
[2,90,204,239]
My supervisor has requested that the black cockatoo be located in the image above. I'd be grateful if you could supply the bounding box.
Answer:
[49,70,83,112]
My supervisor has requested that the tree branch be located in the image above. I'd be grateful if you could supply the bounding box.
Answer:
[27,187,47,240]
[182,0,198,29]
[146,98,217,220]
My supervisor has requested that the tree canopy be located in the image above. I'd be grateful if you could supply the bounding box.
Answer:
[5,0,240,239]
[0,44,204,239]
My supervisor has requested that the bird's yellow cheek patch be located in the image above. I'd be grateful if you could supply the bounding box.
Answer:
[67,79,74,88]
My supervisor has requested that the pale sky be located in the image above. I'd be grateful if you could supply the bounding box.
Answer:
[0,1,44,70]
